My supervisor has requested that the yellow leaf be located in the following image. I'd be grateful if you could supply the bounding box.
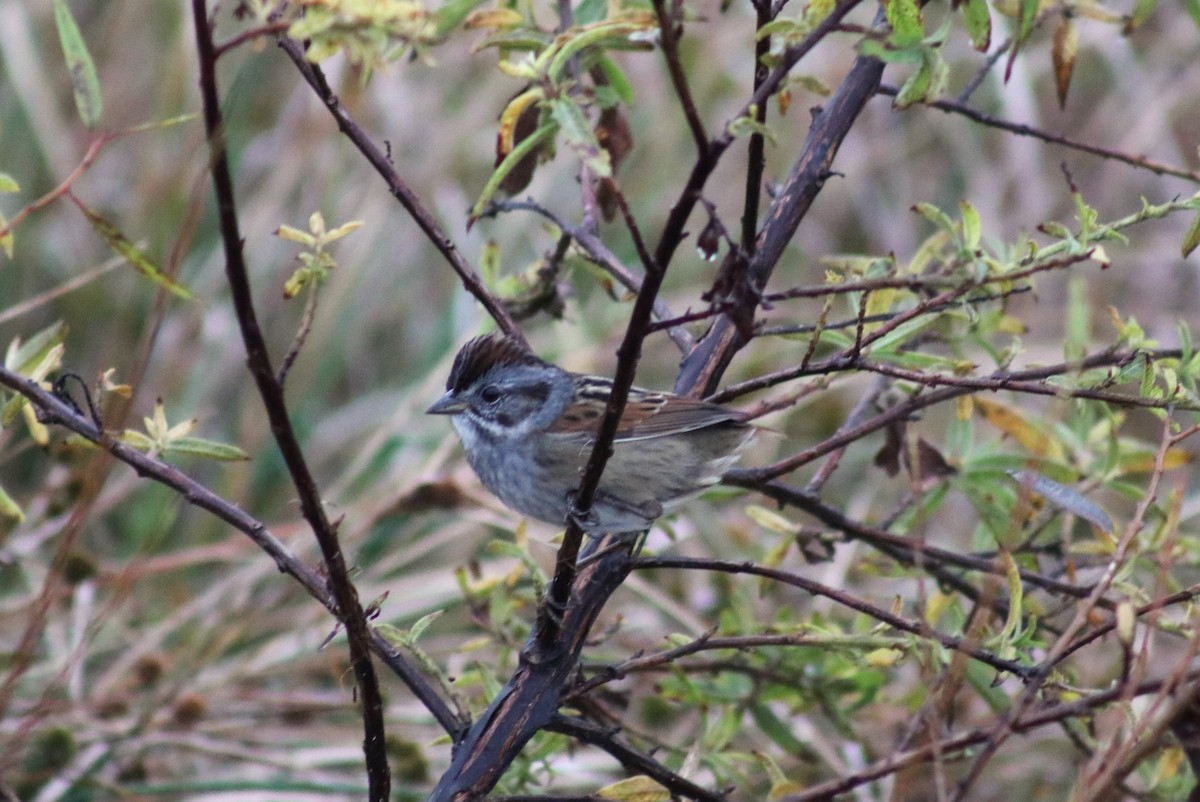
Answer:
[496,88,544,156]
[22,401,50,446]
[864,647,902,667]
[1116,448,1192,474]
[924,589,954,626]
[596,775,671,801]
[955,395,974,421]
[464,7,524,29]
[745,504,802,535]
[974,396,1065,460]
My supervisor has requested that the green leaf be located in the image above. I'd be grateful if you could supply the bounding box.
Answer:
[960,200,982,252]
[432,0,488,37]
[893,51,934,109]
[867,314,939,353]
[0,212,13,259]
[1186,0,1200,29]
[1182,208,1200,258]
[52,0,103,128]
[548,97,611,176]
[76,202,194,299]
[5,321,69,375]
[406,610,444,642]
[885,0,923,44]
[750,702,807,754]
[727,110,778,143]
[543,21,645,82]
[575,0,608,26]
[1064,277,1087,362]
[1124,0,1156,32]
[963,0,991,51]
[0,482,24,524]
[596,776,671,802]
[163,437,251,461]
[1005,0,1039,80]
[470,119,558,219]
[0,173,18,193]
[912,201,958,240]
[596,55,635,104]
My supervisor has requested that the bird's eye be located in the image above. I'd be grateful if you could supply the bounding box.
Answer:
[480,385,501,404]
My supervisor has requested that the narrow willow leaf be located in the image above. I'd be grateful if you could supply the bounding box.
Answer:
[549,97,611,176]
[463,7,524,29]
[164,437,251,461]
[745,504,802,534]
[0,483,24,524]
[963,0,991,51]
[52,0,104,129]
[496,88,544,156]
[544,21,643,82]
[0,212,13,259]
[77,203,194,299]
[913,201,958,239]
[596,55,635,104]
[998,551,1023,640]
[1008,469,1115,535]
[1124,0,1156,32]
[1182,208,1200,258]
[1005,0,1039,81]
[470,120,557,219]
[432,0,488,36]
[975,397,1066,461]
[596,775,670,802]
[893,52,934,109]
[960,199,982,251]
[406,610,444,642]
[5,321,69,375]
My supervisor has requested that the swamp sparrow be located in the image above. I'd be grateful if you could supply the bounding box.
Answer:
[427,333,753,533]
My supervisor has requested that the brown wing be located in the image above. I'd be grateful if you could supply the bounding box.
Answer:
[548,386,745,442]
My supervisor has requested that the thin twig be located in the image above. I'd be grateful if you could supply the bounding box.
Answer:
[879,84,1200,184]
[275,37,525,344]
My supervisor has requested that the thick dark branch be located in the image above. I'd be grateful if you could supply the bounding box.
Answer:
[192,6,390,797]
[428,543,634,802]
[677,30,886,395]
[740,0,774,252]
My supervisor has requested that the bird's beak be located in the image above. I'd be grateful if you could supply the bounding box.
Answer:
[426,393,467,415]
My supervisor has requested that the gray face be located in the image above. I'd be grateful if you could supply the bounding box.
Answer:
[459,363,573,437]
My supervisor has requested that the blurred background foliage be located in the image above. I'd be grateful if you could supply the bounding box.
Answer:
[1,0,1200,798]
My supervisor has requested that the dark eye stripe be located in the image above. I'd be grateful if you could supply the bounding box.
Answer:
[519,383,550,403]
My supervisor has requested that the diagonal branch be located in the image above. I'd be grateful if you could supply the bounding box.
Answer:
[0,365,463,735]
[275,37,526,345]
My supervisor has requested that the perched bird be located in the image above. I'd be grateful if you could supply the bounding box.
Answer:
[427,333,753,533]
